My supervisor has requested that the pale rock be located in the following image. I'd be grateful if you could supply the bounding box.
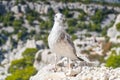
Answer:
[28,2,35,10]
[2,37,11,51]
[107,14,120,43]
[14,47,26,60]
[2,26,14,33]
[14,39,37,60]
[34,49,61,70]
[44,5,51,14]
[21,5,28,13]
[30,65,66,80]
[11,5,20,14]
[101,14,115,28]
[36,40,45,49]
[26,39,36,48]
[41,49,55,64]
[12,34,18,41]
[34,50,44,70]
[107,27,117,38]
[114,7,120,12]
[31,58,120,80]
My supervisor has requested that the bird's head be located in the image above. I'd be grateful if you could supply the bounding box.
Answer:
[54,13,66,23]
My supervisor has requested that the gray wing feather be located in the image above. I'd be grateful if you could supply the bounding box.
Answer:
[59,32,76,54]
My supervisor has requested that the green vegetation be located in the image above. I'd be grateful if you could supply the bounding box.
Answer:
[6,48,38,80]
[13,20,22,27]
[116,22,120,31]
[89,23,101,32]
[117,35,120,39]
[0,0,119,71]
[0,36,6,46]
[39,20,53,30]
[91,9,113,24]
[56,0,120,7]
[38,19,53,47]
[91,10,103,23]
[13,19,23,33]
[6,66,36,80]
[22,48,38,63]
[106,50,120,68]
[26,10,39,25]
[78,10,87,21]
[0,14,3,22]
[15,0,26,5]
[3,13,14,26]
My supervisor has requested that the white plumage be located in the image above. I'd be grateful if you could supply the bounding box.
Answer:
[48,13,84,61]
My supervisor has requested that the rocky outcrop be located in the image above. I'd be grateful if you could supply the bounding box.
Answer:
[30,58,120,80]
[107,14,120,43]
[34,49,61,70]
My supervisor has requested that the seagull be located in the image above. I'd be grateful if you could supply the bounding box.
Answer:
[48,13,84,70]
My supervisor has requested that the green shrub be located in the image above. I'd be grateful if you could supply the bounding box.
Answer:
[116,22,120,31]
[76,22,87,29]
[17,28,28,40]
[78,12,86,21]
[106,50,120,68]
[13,19,23,33]
[3,13,14,26]
[117,35,120,39]
[72,35,77,40]
[0,37,6,46]
[91,9,107,24]
[67,26,76,34]
[90,23,101,32]
[13,20,22,27]
[26,10,39,25]
[22,48,38,63]
[26,15,35,25]
[6,66,36,80]
[67,19,77,27]
[6,48,38,80]
[39,20,53,30]
[8,58,29,73]
[0,14,3,22]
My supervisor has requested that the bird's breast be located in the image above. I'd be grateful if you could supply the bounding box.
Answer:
[48,30,61,49]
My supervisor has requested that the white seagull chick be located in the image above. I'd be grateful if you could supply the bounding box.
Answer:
[48,13,84,71]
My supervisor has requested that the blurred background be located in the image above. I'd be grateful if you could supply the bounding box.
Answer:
[0,0,120,80]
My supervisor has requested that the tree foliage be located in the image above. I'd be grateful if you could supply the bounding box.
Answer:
[106,50,120,68]
[6,66,36,80]
[116,22,120,31]
[6,48,38,80]
[3,13,14,26]
[22,48,38,63]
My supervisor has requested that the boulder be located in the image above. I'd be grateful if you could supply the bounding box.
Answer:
[11,5,20,14]
[31,58,120,80]
[107,14,120,43]
[26,39,37,48]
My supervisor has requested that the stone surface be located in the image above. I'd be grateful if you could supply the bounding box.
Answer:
[107,14,120,43]
[31,58,120,80]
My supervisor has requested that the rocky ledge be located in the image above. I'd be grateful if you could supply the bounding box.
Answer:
[30,58,120,80]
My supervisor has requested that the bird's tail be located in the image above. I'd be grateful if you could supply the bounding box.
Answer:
[77,56,84,61]
[77,55,90,62]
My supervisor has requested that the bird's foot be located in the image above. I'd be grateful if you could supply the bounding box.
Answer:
[50,64,62,72]
[52,64,58,72]
[66,69,78,76]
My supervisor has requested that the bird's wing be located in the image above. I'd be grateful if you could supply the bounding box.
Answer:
[59,31,76,54]
[59,32,84,61]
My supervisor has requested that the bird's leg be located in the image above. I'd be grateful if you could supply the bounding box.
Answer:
[54,53,57,72]
[68,58,72,71]
[66,58,73,76]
